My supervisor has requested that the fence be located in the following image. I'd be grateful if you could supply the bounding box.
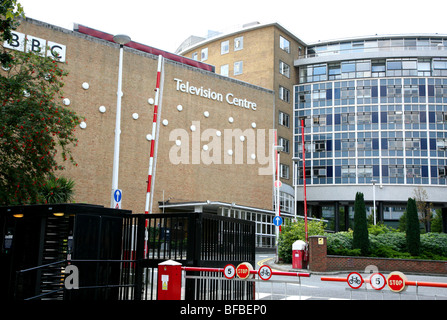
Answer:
[2,205,256,300]
[155,263,310,300]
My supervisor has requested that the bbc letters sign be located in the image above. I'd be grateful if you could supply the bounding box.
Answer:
[3,31,66,62]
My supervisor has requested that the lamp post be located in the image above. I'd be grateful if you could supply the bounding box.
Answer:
[371,179,377,225]
[273,144,283,263]
[111,34,131,208]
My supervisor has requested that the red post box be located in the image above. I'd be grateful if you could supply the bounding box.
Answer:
[292,240,308,269]
[157,260,182,300]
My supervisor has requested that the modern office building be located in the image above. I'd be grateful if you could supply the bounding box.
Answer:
[294,35,447,230]
[178,25,447,231]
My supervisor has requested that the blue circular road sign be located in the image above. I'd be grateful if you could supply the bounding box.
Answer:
[273,216,283,227]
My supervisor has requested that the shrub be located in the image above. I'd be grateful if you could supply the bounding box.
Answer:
[277,219,326,263]
[353,192,369,255]
[406,197,421,256]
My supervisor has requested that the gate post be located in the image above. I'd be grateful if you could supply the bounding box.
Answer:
[308,236,327,272]
[157,260,182,300]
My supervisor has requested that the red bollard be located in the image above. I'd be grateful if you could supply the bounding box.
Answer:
[157,260,182,300]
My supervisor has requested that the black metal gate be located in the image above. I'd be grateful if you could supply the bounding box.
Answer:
[1,204,255,300]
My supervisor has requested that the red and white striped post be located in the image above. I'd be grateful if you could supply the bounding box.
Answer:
[145,55,164,215]
[144,55,163,257]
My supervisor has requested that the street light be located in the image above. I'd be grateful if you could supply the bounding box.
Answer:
[111,34,131,208]
[371,179,377,225]
[273,144,283,263]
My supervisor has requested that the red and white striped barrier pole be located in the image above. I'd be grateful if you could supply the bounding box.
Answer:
[144,55,163,258]
[145,55,163,215]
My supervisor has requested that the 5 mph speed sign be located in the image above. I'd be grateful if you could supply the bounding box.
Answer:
[369,273,387,290]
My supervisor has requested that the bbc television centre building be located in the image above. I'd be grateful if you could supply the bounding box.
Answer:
[4,18,447,247]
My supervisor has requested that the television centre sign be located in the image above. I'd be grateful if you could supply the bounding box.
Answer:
[174,78,258,111]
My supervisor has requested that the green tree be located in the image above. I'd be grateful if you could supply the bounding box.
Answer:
[406,197,421,256]
[1,0,24,66]
[0,45,81,205]
[353,192,369,255]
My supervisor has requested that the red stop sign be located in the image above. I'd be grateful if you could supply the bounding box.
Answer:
[236,262,252,279]
[387,271,407,292]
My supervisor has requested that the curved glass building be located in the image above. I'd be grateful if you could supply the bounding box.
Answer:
[294,35,447,230]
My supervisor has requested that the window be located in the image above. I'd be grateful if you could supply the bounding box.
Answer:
[341,165,356,178]
[389,165,404,178]
[192,52,198,60]
[221,40,229,54]
[372,60,386,77]
[280,164,290,179]
[405,138,420,150]
[314,140,326,152]
[407,166,421,178]
[314,167,327,177]
[279,111,290,127]
[234,37,243,51]
[220,64,229,77]
[437,138,447,150]
[234,61,243,75]
[313,115,326,126]
[404,111,419,124]
[280,36,290,53]
[201,48,208,61]
[358,165,373,177]
[279,61,290,78]
[279,86,290,102]
[341,139,356,150]
[279,137,290,153]
[388,138,403,150]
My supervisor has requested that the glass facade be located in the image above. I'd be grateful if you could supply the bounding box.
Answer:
[293,36,447,228]
[295,76,447,186]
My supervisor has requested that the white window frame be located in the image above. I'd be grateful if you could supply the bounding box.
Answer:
[221,40,229,55]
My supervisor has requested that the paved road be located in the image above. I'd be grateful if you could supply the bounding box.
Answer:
[255,253,447,300]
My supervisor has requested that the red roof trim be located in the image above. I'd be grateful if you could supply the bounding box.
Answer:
[75,24,215,73]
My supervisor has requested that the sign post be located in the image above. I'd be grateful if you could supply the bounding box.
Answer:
[258,265,273,281]
[113,189,122,209]
[236,262,253,279]
[369,273,387,290]
[223,264,236,280]
[347,272,364,290]
[387,271,407,293]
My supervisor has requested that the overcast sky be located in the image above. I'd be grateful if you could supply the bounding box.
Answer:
[19,0,447,52]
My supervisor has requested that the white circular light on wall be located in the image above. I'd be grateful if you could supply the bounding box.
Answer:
[148,98,154,105]
[216,130,222,137]
[63,98,71,106]
[240,136,245,142]
[175,139,181,146]
[177,104,183,111]
[132,113,139,120]
[227,149,233,156]
[82,82,89,90]
[203,145,209,151]
[204,111,210,118]
[146,134,152,141]
[162,119,169,126]
[228,117,234,123]
[190,125,196,132]
[251,122,257,128]
[251,153,256,160]
[80,121,87,129]
[99,106,106,113]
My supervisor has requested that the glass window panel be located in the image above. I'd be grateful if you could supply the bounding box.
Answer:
[341,62,356,73]
[387,61,402,70]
